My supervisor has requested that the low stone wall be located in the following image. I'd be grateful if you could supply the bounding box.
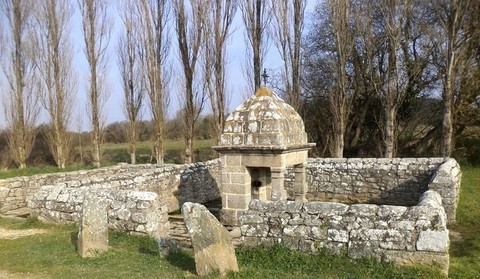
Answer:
[240,190,450,275]
[0,160,221,216]
[285,158,460,224]
[29,187,169,237]
[427,159,462,224]
[0,157,460,227]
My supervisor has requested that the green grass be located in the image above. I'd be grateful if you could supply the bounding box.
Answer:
[449,166,480,279]
[233,245,443,279]
[0,216,444,279]
[0,164,95,180]
[0,218,193,278]
[103,138,216,164]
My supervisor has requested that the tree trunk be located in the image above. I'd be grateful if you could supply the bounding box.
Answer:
[184,135,193,164]
[384,104,396,158]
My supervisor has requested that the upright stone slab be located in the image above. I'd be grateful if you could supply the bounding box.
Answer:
[182,202,239,276]
[77,194,108,258]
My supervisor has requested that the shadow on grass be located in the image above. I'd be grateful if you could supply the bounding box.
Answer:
[70,231,79,252]
[450,233,480,258]
[138,245,158,256]
[165,249,196,274]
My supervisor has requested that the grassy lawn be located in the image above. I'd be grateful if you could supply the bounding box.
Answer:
[0,164,95,180]
[0,217,443,279]
[102,138,216,164]
[449,166,480,278]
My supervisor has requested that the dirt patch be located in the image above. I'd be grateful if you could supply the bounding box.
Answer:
[0,227,48,240]
[0,270,46,279]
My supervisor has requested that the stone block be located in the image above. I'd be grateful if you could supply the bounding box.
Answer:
[230,173,247,184]
[182,202,239,276]
[225,155,242,167]
[223,183,249,195]
[77,194,108,258]
[240,211,264,224]
[416,229,449,253]
[348,240,381,260]
[347,204,379,217]
[221,208,240,226]
[350,228,387,241]
[382,251,449,276]
[327,229,348,243]
[241,223,269,237]
[418,190,443,207]
[248,199,270,211]
[0,187,10,199]
[304,202,349,216]
[157,237,178,257]
[226,194,250,209]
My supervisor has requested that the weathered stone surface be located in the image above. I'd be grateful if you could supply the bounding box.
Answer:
[182,202,239,276]
[304,202,349,216]
[157,237,178,257]
[418,190,443,207]
[240,196,450,274]
[216,87,308,147]
[416,229,449,252]
[30,188,169,237]
[383,250,449,276]
[77,194,108,258]
[3,159,221,216]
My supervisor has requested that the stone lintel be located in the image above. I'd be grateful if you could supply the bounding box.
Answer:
[213,143,315,154]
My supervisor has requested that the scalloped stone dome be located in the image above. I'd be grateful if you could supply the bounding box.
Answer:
[218,86,308,148]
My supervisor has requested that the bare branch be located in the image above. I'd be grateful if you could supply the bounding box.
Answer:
[173,0,207,163]
[34,0,76,168]
[78,0,112,167]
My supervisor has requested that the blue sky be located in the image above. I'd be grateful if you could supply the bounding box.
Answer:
[1,1,315,131]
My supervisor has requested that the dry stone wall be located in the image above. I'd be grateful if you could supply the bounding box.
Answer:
[0,160,221,216]
[285,158,460,224]
[29,187,169,237]
[0,157,460,227]
[240,190,450,275]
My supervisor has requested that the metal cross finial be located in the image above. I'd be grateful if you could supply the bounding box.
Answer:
[261,68,269,86]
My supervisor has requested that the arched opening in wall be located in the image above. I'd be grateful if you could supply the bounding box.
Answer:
[247,167,271,201]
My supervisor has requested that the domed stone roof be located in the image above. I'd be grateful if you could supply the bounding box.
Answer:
[217,86,309,149]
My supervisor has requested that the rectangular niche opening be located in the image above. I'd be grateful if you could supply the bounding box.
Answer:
[247,167,271,201]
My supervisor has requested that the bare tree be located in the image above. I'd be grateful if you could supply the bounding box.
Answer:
[204,0,236,143]
[35,0,75,169]
[0,0,39,168]
[327,0,352,158]
[305,0,438,157]
[136,0,170,164]
[240,0,270,91]
[435,0,472,157]
[74,104,85,164]
[372,0,409,158]
[173,0,207,163]
[78,0,112,167]
[117,0,144,165]
[270,0,305,111]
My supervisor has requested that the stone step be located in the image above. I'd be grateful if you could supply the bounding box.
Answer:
[168,211,240,249]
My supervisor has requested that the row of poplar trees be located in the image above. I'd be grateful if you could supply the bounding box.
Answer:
[1,0,479,169]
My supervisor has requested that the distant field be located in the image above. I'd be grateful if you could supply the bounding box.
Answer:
[102,138,216,164]
[0,138,216,179]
